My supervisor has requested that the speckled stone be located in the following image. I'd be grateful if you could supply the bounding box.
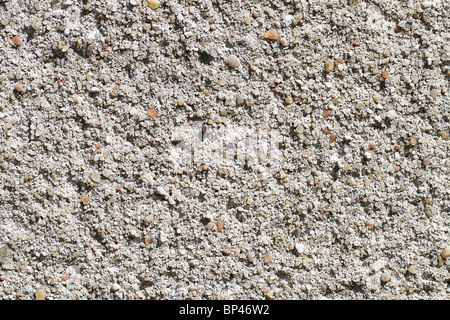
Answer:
[324,59,335,73]
[227,55,240,68]
[380,272,391,283]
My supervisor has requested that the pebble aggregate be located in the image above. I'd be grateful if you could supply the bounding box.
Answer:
[0,0,448,300]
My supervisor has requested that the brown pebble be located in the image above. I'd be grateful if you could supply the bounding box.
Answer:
[147,109,158,118]
[409,137,418,146]
[216,219,224,231]
[11,36,22,46]
[423,158,431,166]
[264,29,280,41]
[329,133,336,143]
[144,235,151,246]
[285,95,294,104]
[85,44,94,57]
[222,249,231,256]
[35,289,45,300]
[324,59,335,73]
[263,253,272,263]
[322,108,332,117]
[252,11,259,18]
[81,195,89,205]
[441,248,450,259]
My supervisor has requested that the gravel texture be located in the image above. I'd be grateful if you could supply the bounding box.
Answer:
[0,0,449,300]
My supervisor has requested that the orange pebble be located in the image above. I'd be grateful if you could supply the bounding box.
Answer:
[329,133,337,143]
[147,109,158,118]
[264,29,280,41]
[11,36,21,46]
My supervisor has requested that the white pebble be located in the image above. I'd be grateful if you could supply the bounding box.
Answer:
[227,55,240,68]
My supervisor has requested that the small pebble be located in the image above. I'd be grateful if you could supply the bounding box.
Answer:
[324,59,335,73]
[380,272,391,283]
[236,96,245,105]
[156,186,167,196]
[355,101,365,110]
[216,219,224,231]
[285,96,294,104]
[102,168,111,178]
[329,133,336,143]
[264,29,280,41]
[437,256,445,267]
[35,289,45,300]
[227,55,240,68]
[143,215,153,226]
[263,253,272,263]
[322,109,332,117]
[11,36,22,46]
[441,248,450,259]
[409,137,418,146]
[81,195,89,205]
[423,158,431,166]
[91,172,101,183]
[147,109,158,118]
[408,265,417,274]
[85,44,95,57]
[294,243,305,255]
[147,0,160,10]
[90,87,100,94]
[111,283,120,292]
[15,83,23,92]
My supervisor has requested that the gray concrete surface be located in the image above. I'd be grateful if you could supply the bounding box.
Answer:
[0,0,449,299]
